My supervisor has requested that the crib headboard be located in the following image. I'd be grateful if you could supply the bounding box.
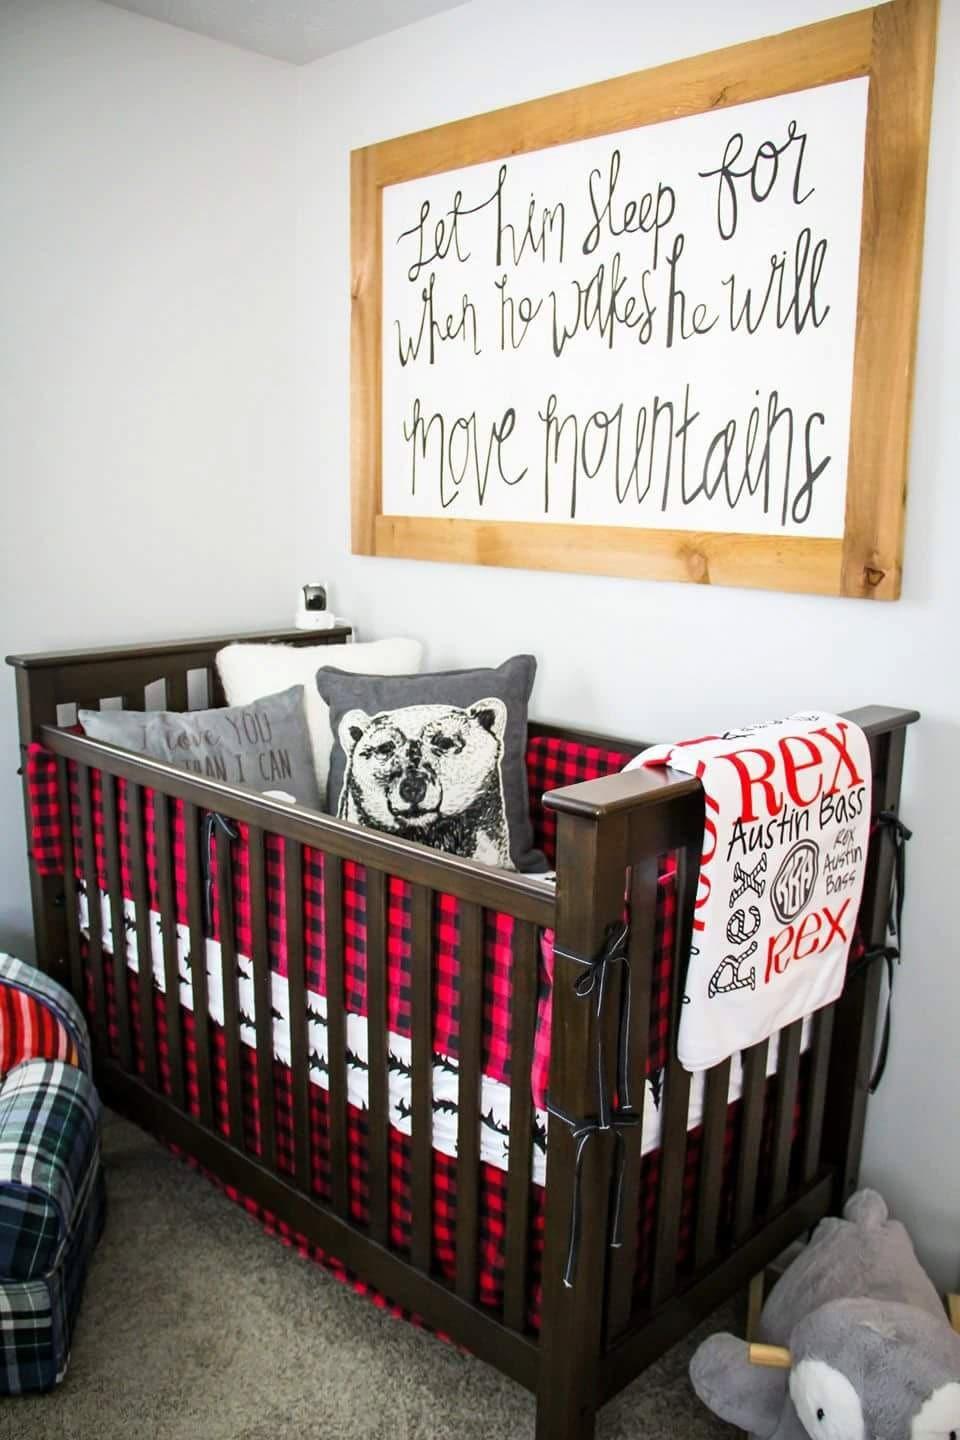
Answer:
[7,625,353,734]
[7,626,352,975]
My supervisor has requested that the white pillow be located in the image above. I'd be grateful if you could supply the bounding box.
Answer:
[216,637,423,799]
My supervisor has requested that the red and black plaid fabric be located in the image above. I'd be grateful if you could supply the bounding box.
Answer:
[26,735,679,1109]
[525,733,637,867]
[25,743,63,877]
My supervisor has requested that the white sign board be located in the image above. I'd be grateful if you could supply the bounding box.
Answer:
[381,78,869,538]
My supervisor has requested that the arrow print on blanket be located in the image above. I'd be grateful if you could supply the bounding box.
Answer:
[388,1053,413,1081]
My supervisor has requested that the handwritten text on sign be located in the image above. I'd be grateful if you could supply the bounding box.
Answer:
[381,79,869,537]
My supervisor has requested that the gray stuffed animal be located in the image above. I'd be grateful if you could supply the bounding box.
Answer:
[690,1191,960,1440]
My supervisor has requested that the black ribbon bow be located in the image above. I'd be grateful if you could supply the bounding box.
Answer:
[547,919,641,1290]
[201,811,240,934]
[866,810,912,1093]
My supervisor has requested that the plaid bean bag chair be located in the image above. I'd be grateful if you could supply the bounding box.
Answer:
[0,955,104,1393]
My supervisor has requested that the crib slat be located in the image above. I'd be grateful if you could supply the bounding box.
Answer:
[163,671,188,713]
[55,758,84,1004]
[77,763,108,1054]
[803,1005,836,1182]
[249,826,276,1172]
[694,1057,733,1270]
[504,919,538,1333]
[154,792,185,1110]
[734,1039,770,1239]
[323,854,349,1218]
[205,665,222,709]
[456,901,483,1303]
[607,857,657,1337]
[650,846,696,1307]
[183,802,213,1130]
[365,867,389,1245]
[284,838,311,1190]
[410,883,434,1272]
[126,782,158,1090]
[770,1020,804,1208]
[101,771,132,1071]
[215,824,245,1149]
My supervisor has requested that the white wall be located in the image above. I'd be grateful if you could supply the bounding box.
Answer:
[296,0,959,1286]
[0,0,297,954]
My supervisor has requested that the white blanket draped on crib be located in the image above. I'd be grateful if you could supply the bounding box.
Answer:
[625,711,871,1071]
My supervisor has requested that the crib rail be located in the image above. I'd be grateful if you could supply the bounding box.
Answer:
[8,625,352,717]
[41,731,556,926]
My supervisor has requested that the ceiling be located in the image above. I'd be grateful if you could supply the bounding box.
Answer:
[100,0,469,65]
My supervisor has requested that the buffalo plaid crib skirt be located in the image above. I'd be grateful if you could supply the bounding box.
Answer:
[25,733,803,1334]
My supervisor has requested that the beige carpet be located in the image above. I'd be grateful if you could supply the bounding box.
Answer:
[0,1111,738,1439]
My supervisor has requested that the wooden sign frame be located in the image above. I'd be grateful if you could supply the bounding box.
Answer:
[351,0,937,599]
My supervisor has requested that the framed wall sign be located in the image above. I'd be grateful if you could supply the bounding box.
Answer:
[351,0,938,598]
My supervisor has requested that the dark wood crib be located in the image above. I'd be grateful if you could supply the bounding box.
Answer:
[8,627,917,1440]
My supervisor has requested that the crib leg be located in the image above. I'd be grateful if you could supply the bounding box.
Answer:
[535,1156,606,1440]
[535,1362,598,1440]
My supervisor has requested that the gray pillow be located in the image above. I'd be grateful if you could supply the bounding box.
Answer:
[78,685,320,809]
[315,657,545,872]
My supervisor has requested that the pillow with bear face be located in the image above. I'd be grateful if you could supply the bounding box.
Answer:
[216,636,423,797]
[78,685,320,809]
[315,657,546,873]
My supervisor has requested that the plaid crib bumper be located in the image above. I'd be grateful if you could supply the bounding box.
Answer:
[0,960,104,1393]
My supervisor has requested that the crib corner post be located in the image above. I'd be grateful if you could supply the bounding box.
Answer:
[822,719,909,1208]
[9,660,68,985]
[535,800,630,1440]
